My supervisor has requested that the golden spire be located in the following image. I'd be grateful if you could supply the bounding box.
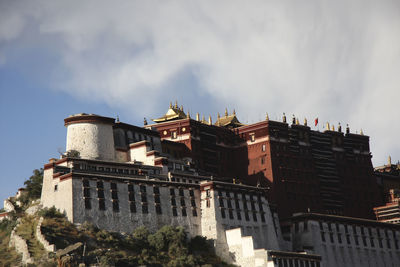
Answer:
[233,109,236,115]
[225,108,228,117]
[202,115,205,123]
[326,122,330,130]
[389,155,392,165]
[187,110,190,119]
[338,122,342,132]
[180,105,183,111]
[174,100,178,109]
[217,112,220,119]
[331,125,335,131]
[296,118,299,125]
[169,102,172,108]
[196,113,200,121]
[208,115,212,125]
[304,118,307,126]
[360,129,364,135]
[266,112,269,121]
[283,113,286,123]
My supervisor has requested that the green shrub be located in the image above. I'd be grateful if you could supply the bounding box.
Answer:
[38,207,65,218]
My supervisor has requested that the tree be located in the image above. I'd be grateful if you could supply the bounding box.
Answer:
[23,168,43,200]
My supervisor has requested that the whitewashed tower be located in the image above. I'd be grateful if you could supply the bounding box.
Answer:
[64,113,115,161]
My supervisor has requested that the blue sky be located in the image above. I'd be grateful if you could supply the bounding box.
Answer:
[1,0,400,207]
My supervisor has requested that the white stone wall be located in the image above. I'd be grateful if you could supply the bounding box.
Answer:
[36,217,56,252]
[41,167,74,221]
[9,224,33,264]
[291,219,400,267]
[66,122,115,161]
[72,178,201,236]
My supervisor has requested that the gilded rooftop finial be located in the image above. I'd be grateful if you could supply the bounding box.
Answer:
[346,124,350,134]
[225,108,228,117]
[174,100,178,109]
[217,112,220,119]
[296,118,299,125]
[304,118,307,126]
[196,113,200,121]
[360,129,364,135]
[169,102,172,108]
[180,105,183,111]
[187,110,190,119]
[331,125,335,131]
[266,113,269,121]
[144,117,148,126]
[202,115,205,123]
[389,155,392,165]
[338,123,342,132]
[326,122,330,130]
[208,115,212,125]
[283,113,287,123]
[233,109,236,115]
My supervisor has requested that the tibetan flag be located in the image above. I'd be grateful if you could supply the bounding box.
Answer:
[314,118,318,126]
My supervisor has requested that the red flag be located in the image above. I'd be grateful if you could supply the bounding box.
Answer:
[314,118,318,126]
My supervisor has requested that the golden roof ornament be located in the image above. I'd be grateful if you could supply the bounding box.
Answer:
[187,110,190,119]
[331,125,335,131]
[144,117,148,126]
[283,113,287,123]
[360,129,364,135]
[169,102,172,108]
[116,115,120,123]
[304,118,307,126]
[389,155,392,165]
[266,113,269,121]
[208,115,212,125]
[196,113,200,121]
[233,109,236,115]
[217,112,220,119]
[202,115,205,123]
[174,100,178,109]
[346,124,350,134]
[326,122,330,130]
[180,105,183,111]
[338,122,342,132]
[296,118,299,125]
[225,108,228,117]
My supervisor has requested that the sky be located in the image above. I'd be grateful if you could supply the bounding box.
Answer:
[0,0,399,207]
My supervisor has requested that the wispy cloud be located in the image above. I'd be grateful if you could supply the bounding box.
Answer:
[1,0,399,164]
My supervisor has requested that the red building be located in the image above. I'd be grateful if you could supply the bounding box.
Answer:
[149,103,382,219]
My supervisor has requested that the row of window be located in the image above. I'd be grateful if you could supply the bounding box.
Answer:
[316,222,400,250]
[76,164,160,175]
[83,180,198,217]
[272,257,320,267]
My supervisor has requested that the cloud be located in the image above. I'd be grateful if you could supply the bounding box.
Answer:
[1,0,400,164]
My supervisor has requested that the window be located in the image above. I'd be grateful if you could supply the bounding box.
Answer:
[84,198,91,209]
[171,131,177,139]
[111,183,117,190]
[229,210,234,220]
[128,184,134,192]
[142,204,148,214]
[99,199,106,210]
[250,134,255,142]
[171,198,176,206]
[154,195,161,203]
[221,208,226,219]
[111,191,118,200]
[179,188,184,196]
[170,188,175,196]
[130,202,136,213]
[129,192,135,201]
[191,199,196,207]
[237,211,242,220]
[180,198,186,206]
[192,209,197,217]
[83,180,90,187]
[153,186,160,194]
[262,144,266,152]
[140,185,146,193]
[112,200,119,212]
[97,190,104,199]
[84,188,91,197]
[172,207,178,216]
[261,156,266,165]
[141,194,147,203]
[155,204,162,214]
[97,181,104,189]
[189,190,194,197]
[182,208,187,216]
[54,185,58,192]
